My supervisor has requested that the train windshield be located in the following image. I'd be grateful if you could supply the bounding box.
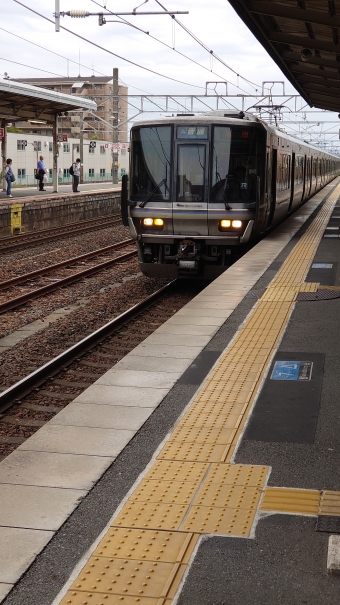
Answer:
[131,126,171,202]
[211,126,264,203]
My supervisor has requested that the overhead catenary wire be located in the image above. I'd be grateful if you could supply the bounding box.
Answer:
[91,0,255,96]
[0,26,154,95]
[12,0,207,90]
[0,57,66,78]
[154,0,262,92]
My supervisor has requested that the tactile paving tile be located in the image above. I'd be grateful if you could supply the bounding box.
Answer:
[131,480,199,505]
[157,440,232,463]
[93,528,199,563]
[205,464,269,487]
[143,460,208,483]
[260,487,320,515]
[319,491,340,516]
[315,516,340,534]
[180,505,257,536]
[170,425,238,445]
[60,592,172,604]
[112,502,188,531]
[69,557,186,600]
[192,483,263,510]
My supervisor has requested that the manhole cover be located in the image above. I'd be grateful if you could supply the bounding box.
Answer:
[297,290,340,301]
[316,516,340,533]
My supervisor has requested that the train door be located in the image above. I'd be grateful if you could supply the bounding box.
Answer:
[173,142,209,236]
[288,152,295,213]
[267,148,277,228]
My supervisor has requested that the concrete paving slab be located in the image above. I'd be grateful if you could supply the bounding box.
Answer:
[0,450,114,490]
[176,307,234,317]
[18,425,134,457]
[126,343,202,359]
[72,384,168,408]
[0,527,53,583]
[96,369,179,387]
[144,333,211,347]
[0,484,86,531]
[168,314,229,326]
[49,402,154,431]
[115,355,192,374]
[0,583,13,602]
[155,323,219,336]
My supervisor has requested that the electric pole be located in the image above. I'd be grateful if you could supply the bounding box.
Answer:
[112,68,119,185]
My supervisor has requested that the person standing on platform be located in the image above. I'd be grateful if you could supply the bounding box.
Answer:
[72,158,81,193]
[37,155,46,192]
[4,158,14,198]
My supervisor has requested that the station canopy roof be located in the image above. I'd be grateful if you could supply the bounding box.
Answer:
[228,0,340,112]
[0,78,97,123]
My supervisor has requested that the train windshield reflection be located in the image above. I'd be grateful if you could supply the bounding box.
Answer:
[131,126,171,202]
[211,127,264,203]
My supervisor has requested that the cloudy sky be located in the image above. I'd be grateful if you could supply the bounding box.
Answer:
[2,0,340,148]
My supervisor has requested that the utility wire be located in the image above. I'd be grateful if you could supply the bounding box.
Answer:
[13,0,206,90]
[91,0,253,96]
[0,57,66,78]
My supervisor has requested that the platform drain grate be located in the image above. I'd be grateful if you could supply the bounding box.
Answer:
[297,290,340,301]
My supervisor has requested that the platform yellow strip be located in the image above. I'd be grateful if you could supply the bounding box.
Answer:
[260,487,320,515]
[59,190,339,605]
[319,491,340,516]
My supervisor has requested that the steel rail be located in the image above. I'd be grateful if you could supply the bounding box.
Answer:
[0,238,134,291]
[0,215,122,252]
[0,247,137,314]
[0,281,176,413]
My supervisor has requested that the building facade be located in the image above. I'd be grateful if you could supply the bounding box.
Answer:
[3,132,129,186]
[14,76,128,143]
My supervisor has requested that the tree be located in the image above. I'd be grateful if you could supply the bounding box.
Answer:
[7,126,24,133]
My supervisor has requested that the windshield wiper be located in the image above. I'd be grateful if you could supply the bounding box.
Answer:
[139,178,168,208]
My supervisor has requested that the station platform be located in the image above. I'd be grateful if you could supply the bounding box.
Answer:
[1,179,340,604]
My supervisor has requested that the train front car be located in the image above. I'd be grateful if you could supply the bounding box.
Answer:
[122,115,267,279]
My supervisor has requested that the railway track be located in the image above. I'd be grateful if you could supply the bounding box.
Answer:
[0,238,137,313]
[0,214,122,252]
[0,280,202,458]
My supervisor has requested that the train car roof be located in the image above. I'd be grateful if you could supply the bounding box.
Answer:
[131,114,339,159]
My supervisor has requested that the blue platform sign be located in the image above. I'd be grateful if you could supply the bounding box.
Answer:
[271,361,313,381]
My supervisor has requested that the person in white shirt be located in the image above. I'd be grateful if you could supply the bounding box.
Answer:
[72,158,81,193]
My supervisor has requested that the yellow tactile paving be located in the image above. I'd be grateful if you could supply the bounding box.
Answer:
[180,505,257,536]
[260,488,320,515]
[93,529,199,564]
[192,483,262,510]
[62,594,172,605]
[59,188,340,605]
[68,557,186,600]
[319,491,340,516]
[113,502,188,532]
[131,480,199,505]
[143,461,209,483]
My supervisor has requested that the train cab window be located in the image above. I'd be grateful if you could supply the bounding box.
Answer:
[130,126,171,202]
[210,126,264,203]
[176,145,206,203]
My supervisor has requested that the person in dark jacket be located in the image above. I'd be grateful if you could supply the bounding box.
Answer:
[37,155,46,191]
[4,158,14,197]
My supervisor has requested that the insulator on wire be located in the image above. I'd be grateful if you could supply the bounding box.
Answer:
[66,10,90,18]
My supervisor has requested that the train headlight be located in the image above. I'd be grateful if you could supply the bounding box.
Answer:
[232,220,242,229]
[142,218,164,229]
[219,220,231,229]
